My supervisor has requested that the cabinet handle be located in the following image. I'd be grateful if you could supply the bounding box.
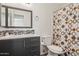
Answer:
[24,40,25,48]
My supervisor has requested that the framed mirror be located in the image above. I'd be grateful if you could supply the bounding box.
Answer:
[1,7,6,27]
[1,5,32,28]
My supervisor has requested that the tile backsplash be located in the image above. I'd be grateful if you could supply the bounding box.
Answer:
[0,29,35,37]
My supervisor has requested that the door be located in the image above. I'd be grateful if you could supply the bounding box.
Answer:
[11,38,25,56]
[24,38,30,56]
[0,39,12,56]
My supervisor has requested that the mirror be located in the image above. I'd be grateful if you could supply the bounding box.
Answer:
[8,8,32,28]
[1,7,6,26]
[1,5,32,28]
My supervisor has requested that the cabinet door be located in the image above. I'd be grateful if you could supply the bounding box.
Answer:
[30,37,40,56]
[11,39,25,56]
[0,40,12,56]
[24,38,31,56]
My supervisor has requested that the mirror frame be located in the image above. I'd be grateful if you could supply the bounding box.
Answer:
[1,5,32,28]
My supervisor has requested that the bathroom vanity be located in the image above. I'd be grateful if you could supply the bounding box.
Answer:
[0,35,40,56]
[0,4,40,56]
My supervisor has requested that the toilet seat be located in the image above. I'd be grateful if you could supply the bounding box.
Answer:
[47,45,64,54]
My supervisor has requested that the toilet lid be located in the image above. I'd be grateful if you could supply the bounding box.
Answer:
[47,45,64,54]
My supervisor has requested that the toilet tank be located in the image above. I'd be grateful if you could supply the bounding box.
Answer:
[40,35,52,46]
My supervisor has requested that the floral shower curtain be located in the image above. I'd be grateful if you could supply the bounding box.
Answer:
[53,4,79,56]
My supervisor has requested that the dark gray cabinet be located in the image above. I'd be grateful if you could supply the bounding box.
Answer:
[0,37,40,56]
[30,37,40,56]
[11,39,25,56]
[24,38,31,56]
[0,40,12,56]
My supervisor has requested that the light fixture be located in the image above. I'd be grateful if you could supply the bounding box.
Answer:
[26,3,32,7]
[21,3,32,7]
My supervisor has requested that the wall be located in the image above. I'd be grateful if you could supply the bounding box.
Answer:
[1,3,67,37]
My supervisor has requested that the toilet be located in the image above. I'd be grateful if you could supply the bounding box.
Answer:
[47,45,64,56]
[41,35,64,56]
[40,35,52,55]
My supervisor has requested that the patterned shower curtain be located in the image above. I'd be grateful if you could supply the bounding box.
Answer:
[53,4,79,56]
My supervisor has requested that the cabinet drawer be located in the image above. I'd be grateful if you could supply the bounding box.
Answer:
[31,41,40,46]
[25,48,30,56]
[30,37,40,42]
[31,51,40,56]
[31,46,40,52]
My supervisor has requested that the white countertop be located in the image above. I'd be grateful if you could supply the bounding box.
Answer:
[0,34,40,40]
